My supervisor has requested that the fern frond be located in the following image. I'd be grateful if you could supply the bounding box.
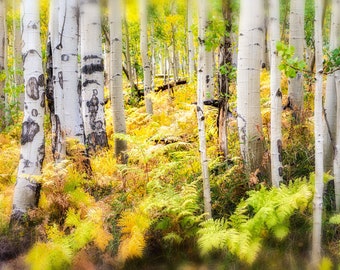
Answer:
[329,214,340,224]
[26,241,73,270]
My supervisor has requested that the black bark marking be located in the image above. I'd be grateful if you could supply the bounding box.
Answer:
[21,118,40,145]
[83,79,100,87]
[58,71,63,89]
[61,54,69,61]
[40,92,45,108]
[37,144,45,168]
[275,88,282,97]
[206,75,210,85]
[81,55,104,75]
[22,159,32,169]
[277,139,282,162]
[278,167,283,177]
[87,89,100,130]
[26,77,39,100]
[31,109,38,117]
[38,74,45,87]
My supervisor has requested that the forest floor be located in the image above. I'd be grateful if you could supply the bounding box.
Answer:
[0,72,339,269]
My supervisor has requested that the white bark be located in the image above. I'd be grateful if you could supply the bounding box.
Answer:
[12,0,45,221]
[110,0,128,163]
[331,0,340,211]
[80,0,108,152]
[140,0,153,114]
[205,50,214,100]
[324,0,340,174]
[312,0,324,265]
[0,0,5,130]
[334,70,340,211]
[61,0,84,145]
[269,0,283,187]
[236,0,265,172]
[187,0,195,82]
[197,0,212,218]
[288,0,305,118]
[48,0,65,160]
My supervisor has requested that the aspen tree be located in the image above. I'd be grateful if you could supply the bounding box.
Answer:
[287,0,305,119]
[269,0,283,187]
[312,0,324,265]
[80,0,108,152]
[110,0,128,163]
[197,0,212,218]
[187,0,195,82]
[324,0,340,176]
[331,0,340,210]
[0,0,5,131]
[236,0,265,172]
[11,0,45,221]
[218,0,232,159]
[140,0,153,114]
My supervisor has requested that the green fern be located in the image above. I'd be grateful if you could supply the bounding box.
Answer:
[197,179,313,264]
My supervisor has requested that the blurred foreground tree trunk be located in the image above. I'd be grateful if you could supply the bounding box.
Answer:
[110,0,128,163]
[0,0,5,131]
[11,0,45,222]
[324,0,340,176]
[331,0,340,211]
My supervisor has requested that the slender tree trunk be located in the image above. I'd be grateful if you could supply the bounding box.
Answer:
[324,0,340,174]
[187,0,195,82]
[123,13,135,93]
[236,0,265,172]
[0,0,5,131]
[331,0,340,210]
[269,0,283,187]
[12,0,24,111]
[217,0,232,159]
[287,0,305,120]
[197,0,212,219]
[140,0,153,114]
[311,0,324,265]
[80,0,108,153]
[11,0,45,222]
[110,0,128,164]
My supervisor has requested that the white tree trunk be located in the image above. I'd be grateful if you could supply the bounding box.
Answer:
[269,0,283,187]
[331,0,340,211]
[140,0,153,114]
[324,0,340,174]
[80,0,108,152]
[288,0,305,119]
[62,0,84,145]
[205,50,214,100]
[110,0,128,163]
[311,0,324,265]
[236,0,265,172]
[197,0,212,219]
[334,70,340,211]
[0,0,5,131]
[187,0,195,82]
[48,0,65,160]
[11,0,45,221]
